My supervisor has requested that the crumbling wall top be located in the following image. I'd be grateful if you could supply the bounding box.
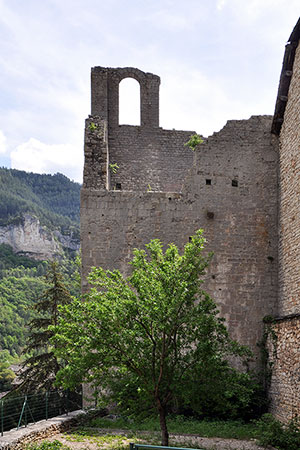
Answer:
[92,66,160,82]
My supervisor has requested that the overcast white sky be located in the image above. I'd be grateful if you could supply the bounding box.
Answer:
[0,0,299,182]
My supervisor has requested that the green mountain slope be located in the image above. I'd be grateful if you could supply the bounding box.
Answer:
[0,243,45,274]
[0,168,81,358]
[0,168,80,237]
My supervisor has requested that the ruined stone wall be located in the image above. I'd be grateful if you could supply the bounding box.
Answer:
[182,115,278,348]
[83,116,108,190]
[278,40,300,316]
[108,126,194,192]
[81,189,187,282]
[91,67,160,128]
[81,69,278,355]
[88,66,194,192]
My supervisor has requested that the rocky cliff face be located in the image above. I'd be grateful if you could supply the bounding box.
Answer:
[0,214,80,260]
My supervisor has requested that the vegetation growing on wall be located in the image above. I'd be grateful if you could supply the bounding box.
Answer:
[109,163,119,174]
[258,315,278,393]
[184,133,203,150]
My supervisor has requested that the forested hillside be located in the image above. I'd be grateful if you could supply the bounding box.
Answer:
[0,243,43,274]
[0,258,80,358]
[0,266,47,356]
[0,168,80,236]
[0,168,81,359]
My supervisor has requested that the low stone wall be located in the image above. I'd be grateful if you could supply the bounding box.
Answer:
[0,410,84,450]
[268,315,300,422]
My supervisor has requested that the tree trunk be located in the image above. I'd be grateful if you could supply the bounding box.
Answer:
[158,404,169,446]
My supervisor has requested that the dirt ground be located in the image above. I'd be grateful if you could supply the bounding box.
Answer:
[44,428,273,450]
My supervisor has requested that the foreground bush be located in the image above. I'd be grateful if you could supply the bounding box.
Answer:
[256,414,300,450]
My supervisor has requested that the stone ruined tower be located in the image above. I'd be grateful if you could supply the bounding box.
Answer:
[81,64,278,369]
[81,66,195,285]
[83,67,194,193]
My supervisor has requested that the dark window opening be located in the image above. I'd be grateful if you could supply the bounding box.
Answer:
[115,183,122,190]
[206,179,212,185]
[232,179,238,187]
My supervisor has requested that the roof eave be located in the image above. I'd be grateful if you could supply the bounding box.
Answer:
[271,17,300,135]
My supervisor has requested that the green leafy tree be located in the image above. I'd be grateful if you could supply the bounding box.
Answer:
[54,230,251,445]
[0,351,15,391]
[0,267,47,356]
[59,253,81,298]
[20,261,73,392]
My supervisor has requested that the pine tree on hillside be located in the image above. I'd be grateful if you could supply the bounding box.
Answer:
[19,261,73,392]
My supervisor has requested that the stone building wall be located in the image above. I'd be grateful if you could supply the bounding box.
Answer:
[108,126,194,192]
[268,316,300,422]
[278,41,300,316]
[267,33,300,423]
[83,117,108,190]
[182,115,278,348]
[81,68,279,354]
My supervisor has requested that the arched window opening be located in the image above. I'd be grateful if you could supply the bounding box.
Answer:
[119,78,140,125]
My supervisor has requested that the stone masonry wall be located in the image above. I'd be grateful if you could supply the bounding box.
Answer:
[182,115,278,348]
[83,116,108,190]
[87,66,195,192]
[268,316,300,422]
[81,104,278,355]
[266,38,300,423]
[108,126,194,192]
[0,411,82,450]
[91,67,160,127]
[278,40,300,316]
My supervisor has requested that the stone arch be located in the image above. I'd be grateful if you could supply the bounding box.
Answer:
[91,66,160,128]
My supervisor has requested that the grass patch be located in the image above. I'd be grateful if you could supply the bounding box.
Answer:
[29,413,300,450]
[26,440,71,450]
[64,429,140,449]
[88,415,259,441]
